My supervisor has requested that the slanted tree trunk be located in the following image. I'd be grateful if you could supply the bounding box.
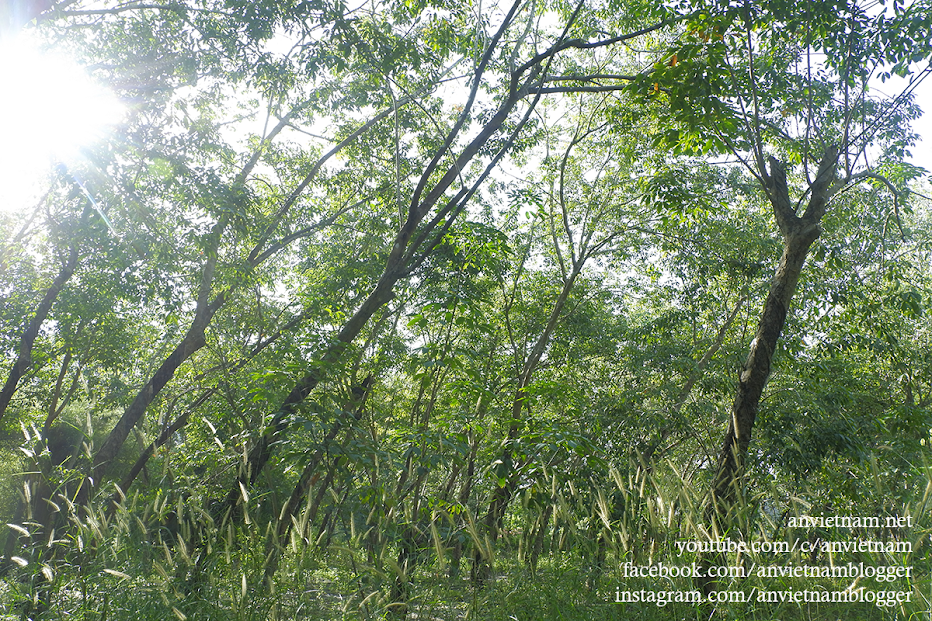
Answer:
[113,308,311,507]
[217,277,397,525]
[699,145,838,593]
[638,290,746,471]
[79,269,224,502]
[78,107,319,501]
[474,258,585,585]
[217,0,559,523]
[261,376,372,582]
[44,318,91,434]
[0,210,86,423]
[0,211,87,579]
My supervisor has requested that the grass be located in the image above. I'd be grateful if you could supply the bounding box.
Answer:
[1,458,929,621]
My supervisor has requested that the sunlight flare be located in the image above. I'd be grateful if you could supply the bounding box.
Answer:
[0,33,124,210]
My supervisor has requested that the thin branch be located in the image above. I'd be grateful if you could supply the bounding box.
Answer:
[244,94,423,267]
[249,196,369,267]
[528,83,631,94]
[406,0,525,223]
[57,3,235,17]
[846,171,908,239]
[545,73,640,82]
[517,17,673,76]
[743,0,766,178]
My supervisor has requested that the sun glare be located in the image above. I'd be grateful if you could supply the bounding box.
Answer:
[0,33,124,211]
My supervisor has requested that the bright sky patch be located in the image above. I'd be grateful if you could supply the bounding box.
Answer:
[0,32,124,211]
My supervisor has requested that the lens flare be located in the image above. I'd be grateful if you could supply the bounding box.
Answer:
[0,32,124,210]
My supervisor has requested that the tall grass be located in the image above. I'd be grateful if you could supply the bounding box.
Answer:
[1,451,928,620]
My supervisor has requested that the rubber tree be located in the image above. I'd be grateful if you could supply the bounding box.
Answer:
[0,203,87,423]
[621,0,931,591]
[216,0,674,534]
[473,96,650,582]
[709,146,838,511]
[30,0,428,504]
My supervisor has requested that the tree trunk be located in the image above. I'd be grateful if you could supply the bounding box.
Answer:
[0,234,81,423]
[80,110,302,501]
[218,29,548,521]
[699,146,838,593]
[217,277,396,525]
[474,261,583,584]
[79,292,223,502]
[261,377,371,582]
[708,235,814,507]
[528,502,553,573]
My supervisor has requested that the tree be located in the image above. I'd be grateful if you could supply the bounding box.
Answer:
[202,0,673,531]
[474,93,652,581]
[626,0,931,590]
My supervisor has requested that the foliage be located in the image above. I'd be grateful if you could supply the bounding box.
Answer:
[1,0,931,618]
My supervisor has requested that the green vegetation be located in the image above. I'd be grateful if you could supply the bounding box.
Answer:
[1,0,931,618]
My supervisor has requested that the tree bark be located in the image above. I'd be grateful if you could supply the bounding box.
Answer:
[80,107,311,500]
[699,145,838,592]
[79,286,224,501]
[113,308,311,505]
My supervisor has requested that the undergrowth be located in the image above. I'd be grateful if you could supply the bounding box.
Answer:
[1,457,929,620]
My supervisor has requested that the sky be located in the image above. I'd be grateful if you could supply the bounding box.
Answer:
[879,69,932,173]
[909,86,930,172]
[0,32,124,212]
